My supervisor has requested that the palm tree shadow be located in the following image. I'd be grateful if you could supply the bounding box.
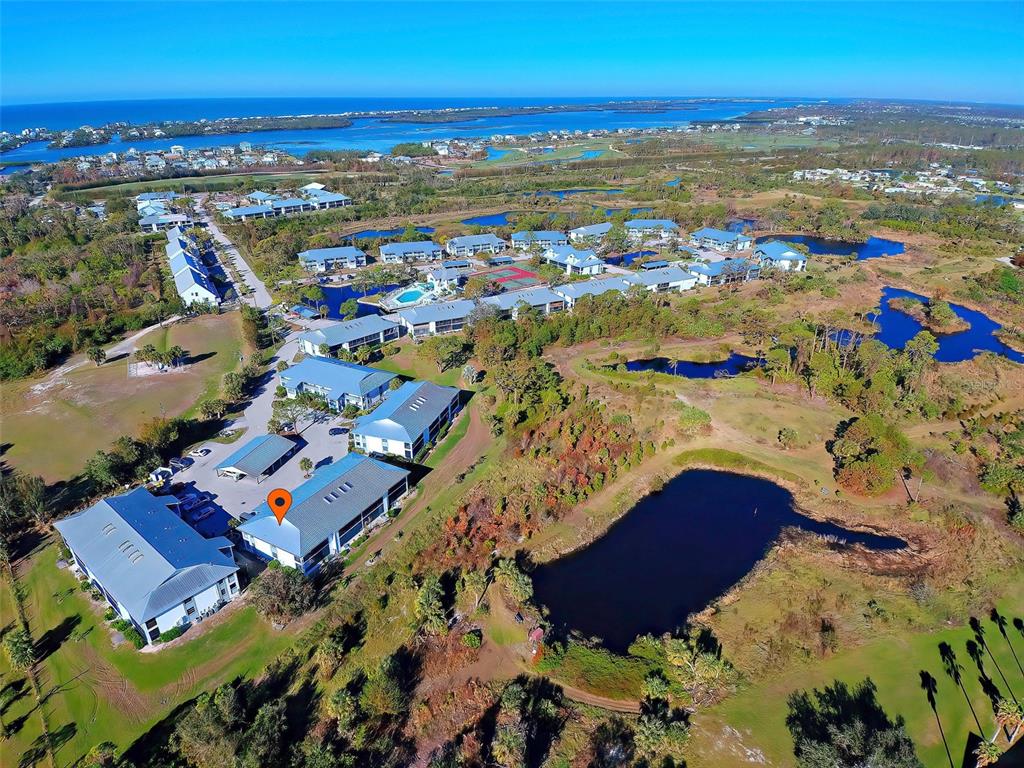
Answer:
[919,670,954,768]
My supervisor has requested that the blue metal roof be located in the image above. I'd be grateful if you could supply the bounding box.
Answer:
[226,204,273,217]
[511,230,566,243]
[215,434,295,477]
[380,241,441,257]
[569,222,612,237]
[447,233,505,248]
[690,227,753,244]
[53,488,237,623]
[755,240,807,261]
[353,381,460,443]
[298,316,398,350]
[626,219,678,230]
[280,357,396,400]
[686,258,758,277]
[297,246,366,265]
[395,299,476,325]
[238,454,409,557]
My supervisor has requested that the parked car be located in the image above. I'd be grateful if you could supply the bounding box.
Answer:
[169,457,193,471]
[188,447,212,459]
[329,427,348,436]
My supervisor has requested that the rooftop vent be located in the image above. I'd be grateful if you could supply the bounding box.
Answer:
[323,496,333,504]
[102,523,116,535]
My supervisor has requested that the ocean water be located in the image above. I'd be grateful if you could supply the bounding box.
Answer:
[1,97,808,163]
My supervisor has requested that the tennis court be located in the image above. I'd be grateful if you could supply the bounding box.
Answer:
[472,265,542,291]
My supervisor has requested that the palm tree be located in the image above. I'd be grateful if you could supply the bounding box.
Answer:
[167,345,186,367]
[995,698,1023,735]
[87,345,106,366]
[974,739,1002,767]
[939,642,984,734]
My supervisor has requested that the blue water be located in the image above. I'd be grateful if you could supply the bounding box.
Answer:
[462,211,519,226]
[1,97,808,163]
[396,289,425,303]
[533,469,905,652]
[576,149,606,160]
[756,234,904,261]
[727,217,757,233]
[624,353,760,378]
[975,194,1024,206]
[534,188,625,198]
[606,250,658,266]
[304,284,400,319]
[872,286,1024,364]
[486,147,516,161]
[344,226,434,241]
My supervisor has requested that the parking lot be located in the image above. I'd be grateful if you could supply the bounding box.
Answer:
[167,412,352,533]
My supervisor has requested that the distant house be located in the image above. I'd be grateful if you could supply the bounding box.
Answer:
[426,267,466,291]
[297,316,401,357]
[445,233,506,257]
[685,258,761,286]
[303,187,352,210]
[237,454,409,575]
[624,265,697,293]
[754,240,807,272]
[479,286,566,319]
[568,222,612,243]
[352,381,462,460]
[379,241,443,263]
[541,245,606,276]
[165,229,219,307]
[689,227,753,252]
[139,212,190,232]
[394,299,476,338]
[625,219,678,241]
[223,204,273,222]
[215,434,297,483]
[247,191,280,206]
[297,246,367,272]
[272,197,313,216]
[54,487,240,646]
[279,358,397,410]
[551,276,636,308]
[510,230,568,252]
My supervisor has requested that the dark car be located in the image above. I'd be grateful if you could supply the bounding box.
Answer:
[329,427,348,436]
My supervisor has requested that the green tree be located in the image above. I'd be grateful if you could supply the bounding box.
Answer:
[87,345,107,366]
[3,628,35,670]
[494,559,533,605]
[239,700,286,768]
[299,457,313,477]
[418,334,470,372]
[415,574,448,634]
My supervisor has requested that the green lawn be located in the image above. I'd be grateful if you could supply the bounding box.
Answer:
[1,313,243,482]
[425,409,471,469]
[374,341,464,388]
[2,542,294,767]
[690,584,1024,768]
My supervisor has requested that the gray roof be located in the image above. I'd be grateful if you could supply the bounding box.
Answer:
[624,266,696,287]
[298,316,398,350]
[480,287,564,312]
[353,381,460,443]
[379,241,441,257]
[215,434,295,477]
[54,488,237,623]
[238,454,409,557]
[447,233,505,248]
[280,357,396,400]
[553,276,635,301]
[569,222,612,238]
[395,299,476,325]
[297,246,366,265]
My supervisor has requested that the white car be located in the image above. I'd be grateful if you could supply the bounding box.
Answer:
[188,447,212,459]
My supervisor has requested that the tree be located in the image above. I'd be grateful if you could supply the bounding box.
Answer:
[492,723,527,768]
[418,334,470,372]
[248,563,314,621]
[786,678,922,768]
[360,654,409,719]
[3,628,35,670]
[239,700,286,768]
[172,685,242,768]
[299,457,313,477]
[415,574,448,634]
[495,559,533,605]
[83,742,119,768]
[199,398,228,421]
[339,298,359,320]
[87,345,107,366]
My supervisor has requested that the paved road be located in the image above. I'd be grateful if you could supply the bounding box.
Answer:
[196,196,273,309]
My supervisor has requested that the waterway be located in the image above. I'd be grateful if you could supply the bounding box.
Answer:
[756,234,905,261]
[1,97,809,164]
[532,469,906,652]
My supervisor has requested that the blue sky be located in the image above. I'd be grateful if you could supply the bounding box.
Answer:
[2,1,1022,105]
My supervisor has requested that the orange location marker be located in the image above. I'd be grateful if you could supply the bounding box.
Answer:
[267,489,292,525]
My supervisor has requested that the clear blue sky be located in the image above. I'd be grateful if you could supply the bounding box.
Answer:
[2,1,1022,105]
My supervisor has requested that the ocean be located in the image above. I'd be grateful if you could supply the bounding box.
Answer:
[0,96,812,163]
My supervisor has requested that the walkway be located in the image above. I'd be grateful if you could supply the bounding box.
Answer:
[197,195,273,309]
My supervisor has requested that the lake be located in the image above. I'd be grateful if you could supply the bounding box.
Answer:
[872,286,1024,364]
[623,353,760,378]
[1,97,810,164]
[532,469,906,652]
[344,226,435,241]
[756,234,904,260]
[304,284,399,319]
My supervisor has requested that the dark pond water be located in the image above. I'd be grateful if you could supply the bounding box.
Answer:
[623,353,760,378]
[533,188,625,198]
[303,284,399,319]
[727,217,757,233]
[532,470,907,652]
[605,250,658,266]
[344,226,434,241]
[872,286,1024,364]
[756,234,904,260]
[461,211,520,226]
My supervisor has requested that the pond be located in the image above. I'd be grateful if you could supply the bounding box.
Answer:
[756,234,904,260]
[605,250,657,266]
[871,286,1024,364]
[623,353,760,378]
[344,226,434,241]
[304,283,400,319]
[461,211,519,226]
[727,217,757,233]
[532,470,907,652]
[533,188,625,198]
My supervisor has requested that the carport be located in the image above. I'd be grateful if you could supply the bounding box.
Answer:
[214,434,296,483]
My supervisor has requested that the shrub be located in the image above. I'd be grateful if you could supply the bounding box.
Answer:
[79,579,93,592]
[461,630,482,649]
[158,626,184,643]
[103,608,117,621]
[112,618,133,633]
[123,628,146,649]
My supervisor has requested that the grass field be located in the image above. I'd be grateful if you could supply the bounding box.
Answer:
[690,583,1024,768]
[1,313,243,482]
[374,340,464,388]
[1,541,295,767]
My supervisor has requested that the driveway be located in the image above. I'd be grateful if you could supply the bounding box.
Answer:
[196,195,273,309]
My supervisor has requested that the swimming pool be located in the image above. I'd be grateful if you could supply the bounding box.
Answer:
[396,288,425,303]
